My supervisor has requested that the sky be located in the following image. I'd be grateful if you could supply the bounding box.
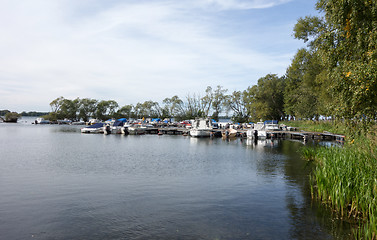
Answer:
[0,0,318,112]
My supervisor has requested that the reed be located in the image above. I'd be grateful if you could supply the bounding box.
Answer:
[299,146,317,161]
[307,136,377,239]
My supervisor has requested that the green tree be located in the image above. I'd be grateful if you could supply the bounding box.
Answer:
[211,86,228,121]
[133,101,161,119]
[115,104,134,119]
[78,98,98,122]
[95,100,119,120]
[59,98,80,120]
[4,112,21,122]
[284,49,324,120]
[184,93,204,119]
[162,96,184,119]
[294,0,377,125]
[201,86,228,120]
[249,74,285,121]
[224,90,249,123]
[49,96,65,113]
[0,110,10,116]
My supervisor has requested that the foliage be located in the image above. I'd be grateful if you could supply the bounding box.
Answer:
[224,90,249,123]
[162,95,184,119]
[247,74,285,122]
[184,93,205,119]
[284,49,324,119]
[0,110,10,116]
[42,112,58,122]
[133,101,161,119]
[4,112,21,122]
[20,111,49,117]
[281,120,347,135]
[310,137,377,240]
[95,100,119,121]
[299,146,317,161]
[294,0,377,126]
[78,98,97,122]
[295,120,377,239]
[201,86,228,121]
[115,104,133,120]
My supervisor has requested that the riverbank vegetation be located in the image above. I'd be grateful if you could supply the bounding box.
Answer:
[300,123,377,239]
[292,1,377,238]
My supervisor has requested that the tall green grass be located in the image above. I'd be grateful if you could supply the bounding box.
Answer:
[281,120,347,134]
[304,140,377,239]
[297,121,377,239]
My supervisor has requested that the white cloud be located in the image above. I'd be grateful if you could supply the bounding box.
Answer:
[0,0,304,112]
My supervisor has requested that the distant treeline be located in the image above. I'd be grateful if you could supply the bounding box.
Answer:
[21,111,49,116]
[0,110,48,117]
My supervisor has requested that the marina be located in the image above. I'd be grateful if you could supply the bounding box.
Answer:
[73,117,347,144]
[0,122,352,239]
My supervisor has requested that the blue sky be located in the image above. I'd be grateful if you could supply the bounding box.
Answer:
[0,0,318,112]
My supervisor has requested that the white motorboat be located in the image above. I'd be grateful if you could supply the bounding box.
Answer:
[35,118,50,124]
[127,124,146,135]
[265,120,280,131]
[190,118,214,137]
[104,120,125,134]
[57,119,72,125]
[81,123,105,133]
[247,122,266,139]
[87,119,100,125]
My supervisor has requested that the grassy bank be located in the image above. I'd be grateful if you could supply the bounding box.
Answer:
[294,121,377,239]
[281,120,347,134]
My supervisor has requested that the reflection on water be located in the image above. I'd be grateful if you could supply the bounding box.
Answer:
[0,124,352,239]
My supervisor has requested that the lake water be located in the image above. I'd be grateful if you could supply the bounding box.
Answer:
[0,120,352,239]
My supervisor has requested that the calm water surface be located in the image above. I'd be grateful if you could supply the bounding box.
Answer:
[0,121,352,239]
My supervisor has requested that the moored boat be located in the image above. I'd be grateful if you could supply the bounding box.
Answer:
[264,120,280,131]
[81,123,105,133]
[190,118,214,137]
[35,118,50,124]
[104,119,126,134]
[222,128,237,139]
[127,124,146,135]
[247,122,266,139]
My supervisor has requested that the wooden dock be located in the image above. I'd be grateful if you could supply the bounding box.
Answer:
[137,127,345,143]
[240,130,345,143]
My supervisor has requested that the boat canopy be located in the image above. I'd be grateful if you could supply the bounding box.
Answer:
[151,118,161,122]
[86,123,104,128]
[264,120,278,124]
[117,118,127,122]
[113,121,125,127]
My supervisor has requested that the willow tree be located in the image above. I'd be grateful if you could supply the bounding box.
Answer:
[224,90,249,123]
[162,95,184,119]
[201,86,228,121]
